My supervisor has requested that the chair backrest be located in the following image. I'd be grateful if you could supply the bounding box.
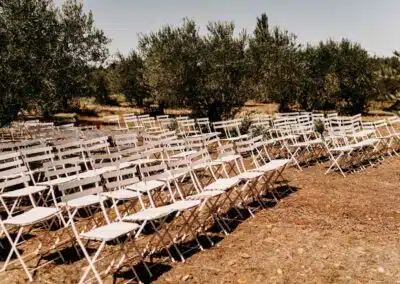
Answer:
[212,119,241,138]
[55,140,85,160]
[196,117,211,133]
[113,132,138,150]
[123,113,141,129]
[176,116,189,121]
[59,175,103,202]
[162,139,187,160]
[276,112,300,118]
[53,128,80,142]
[82,136,110,155]
[43,158,81,181]
[137,114,150,120]
[145,126,164,135]
[103,167,139,191]
[20,146,55,173]
[178,119,197,136]
[235,138,255,155]
[185,135,205,150]
[386,116,400,134]
[0,174,31,194]
[118,147,143,161]
[141,146,164,161]
[141,117,157,128]
[0,142,18,153]
[0,151,28,180]
[140,161,168,180]
[156,115,169,121]
[15,139,43,150]
[90,151,123,169]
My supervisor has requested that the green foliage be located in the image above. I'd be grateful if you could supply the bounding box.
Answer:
[167,119,179,132]
[299,40,379,114]
[138,19,249,121]
[239,111,254,135]
[314,119,325,137]
[0,0,109,125]
[115,51,149,107]
[375,54,400,110]
[247,14,303,111]
[0,6,394,123]
[90,69,115,105]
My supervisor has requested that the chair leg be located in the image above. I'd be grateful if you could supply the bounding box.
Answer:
[1,226,33,281]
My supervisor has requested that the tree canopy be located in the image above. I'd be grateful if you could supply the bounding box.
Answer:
[1,4,399,124]
[0,0,109,125]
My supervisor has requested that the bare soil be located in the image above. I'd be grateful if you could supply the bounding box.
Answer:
[1,157,399,283]
[153,159,400,284]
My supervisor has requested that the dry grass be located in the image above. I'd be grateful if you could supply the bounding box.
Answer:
[71,97,398,124]
[1,157,400,283]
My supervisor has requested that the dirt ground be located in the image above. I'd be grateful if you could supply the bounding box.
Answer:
[152,159,400,284]
[1,156,399,283]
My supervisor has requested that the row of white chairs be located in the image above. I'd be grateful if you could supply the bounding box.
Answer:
[0,128,291,282]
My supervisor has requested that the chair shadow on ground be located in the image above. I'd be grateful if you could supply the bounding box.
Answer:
[1,183,300,282]
[0,233,34,261]
[44,246,97,264]
[115,261,172,283]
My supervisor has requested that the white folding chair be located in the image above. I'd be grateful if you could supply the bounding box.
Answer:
[0,174,51,218]
[102,167,144,220]
[20,145,55,183]
[64,188,149,283]
[0,206,61,281]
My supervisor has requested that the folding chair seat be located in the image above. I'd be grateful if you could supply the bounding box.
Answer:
[56,175,107,225]
[0,174,51,217]
[250,159,291,202]
[101,168,144,220]
[80,221,140,242]
[128,162,170,207]
[65,192,149,283]
[214,144,244,176]
[123,205,184,262]
[59,194,107,209]
[0,206,61,281]
[126,180,166,195]
[284,137,325,170]
[2,206,59,226]
[1,185,48,198]
[0,151,28,180]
